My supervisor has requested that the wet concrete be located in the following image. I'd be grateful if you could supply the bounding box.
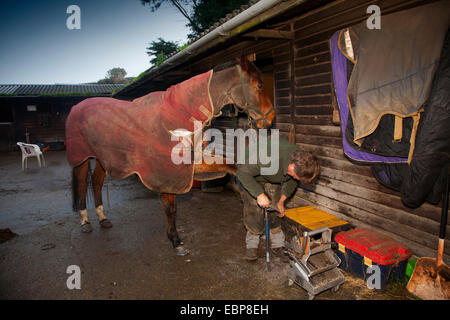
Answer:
[0,151,415,300]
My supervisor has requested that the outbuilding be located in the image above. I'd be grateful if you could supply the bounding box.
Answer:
[113,0,449,261]
[0,84,123,151]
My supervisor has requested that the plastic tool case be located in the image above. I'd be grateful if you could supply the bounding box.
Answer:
[334,228,411,290]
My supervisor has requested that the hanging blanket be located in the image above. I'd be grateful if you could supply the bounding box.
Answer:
[342,1,450,146]
[401,26,450,208]
[66,71,215,194]
[330,30,407,164]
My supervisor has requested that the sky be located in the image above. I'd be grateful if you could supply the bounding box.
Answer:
[0,0,191,84]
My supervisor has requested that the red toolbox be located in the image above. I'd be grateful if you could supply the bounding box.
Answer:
[334,228,411,290]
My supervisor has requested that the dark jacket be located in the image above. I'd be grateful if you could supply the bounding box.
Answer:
[236,136,299,199]
[401,27,450,208]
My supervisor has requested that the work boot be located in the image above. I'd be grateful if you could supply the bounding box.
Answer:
[271,247,289,263]
[245,248,258,261]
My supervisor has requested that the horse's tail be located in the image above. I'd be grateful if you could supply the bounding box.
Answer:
[72,167,79,212]
[71,160,92,212]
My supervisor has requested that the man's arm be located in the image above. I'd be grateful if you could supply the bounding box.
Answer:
[236,164,264,199]
[277,178,298,217]
[281,178,298,199]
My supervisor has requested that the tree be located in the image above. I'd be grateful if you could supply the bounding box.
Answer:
[107,67,127,80]
[187,0,249,37]
[141,0,201,33]
[146,37,180,66]
[140,0,249,38]
[97,67,128,84]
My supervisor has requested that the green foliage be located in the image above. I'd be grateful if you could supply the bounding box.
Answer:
[98,67,128,84]
[133,71,149,82]
[141,1,198,32]
[178,42,189,51]
[146,37,180,66]
[141,0,251,47]
[187,0,249,38]
[107,67,127,80]
[37,92,99,97]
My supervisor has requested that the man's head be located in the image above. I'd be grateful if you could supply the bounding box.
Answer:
[286,151,320,185]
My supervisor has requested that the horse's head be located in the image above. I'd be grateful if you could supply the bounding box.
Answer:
[232,56,275,129]
[211,56,275,129]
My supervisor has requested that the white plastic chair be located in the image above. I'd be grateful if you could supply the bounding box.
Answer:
[16,142,45,170]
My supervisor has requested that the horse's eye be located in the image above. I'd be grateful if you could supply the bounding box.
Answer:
[257,83,263,89]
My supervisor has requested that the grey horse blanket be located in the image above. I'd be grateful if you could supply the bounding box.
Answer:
[340,1,450,146]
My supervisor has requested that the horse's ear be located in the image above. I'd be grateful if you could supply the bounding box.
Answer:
[237,55,250,71]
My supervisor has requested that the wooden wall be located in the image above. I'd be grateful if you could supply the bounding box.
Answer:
[114,0,447,260]
[275,0,449,260]
[1,96,101,149]
[206,0,448,260]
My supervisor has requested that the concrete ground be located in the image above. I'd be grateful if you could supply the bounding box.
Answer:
[0,151,416,300]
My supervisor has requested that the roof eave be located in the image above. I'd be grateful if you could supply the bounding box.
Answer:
[114,0,308,99]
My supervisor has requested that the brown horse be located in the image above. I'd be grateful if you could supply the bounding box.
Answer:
[68,56,275,255]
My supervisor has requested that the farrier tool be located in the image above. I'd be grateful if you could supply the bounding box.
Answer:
[264,207,271,271]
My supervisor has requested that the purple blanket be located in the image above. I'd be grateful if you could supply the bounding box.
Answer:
[330,31,407,164]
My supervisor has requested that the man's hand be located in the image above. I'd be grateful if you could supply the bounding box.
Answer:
[276,195,287,218]
[257,193,271,208]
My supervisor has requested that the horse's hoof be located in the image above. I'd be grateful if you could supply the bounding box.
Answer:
[174,246,189,256]
[99,219,113,229]
[81,222,93,233]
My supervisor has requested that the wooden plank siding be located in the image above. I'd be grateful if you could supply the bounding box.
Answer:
[288,0,448,260]
[206,0,448,260]
[187,0,447,260]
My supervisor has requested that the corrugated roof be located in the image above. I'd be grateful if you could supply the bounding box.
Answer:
[0,84,123,96]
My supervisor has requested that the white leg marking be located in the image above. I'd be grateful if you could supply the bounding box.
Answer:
[79,209,89,225]
[95,205,106,221]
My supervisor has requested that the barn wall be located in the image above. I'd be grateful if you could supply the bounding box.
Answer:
[282,0,449,260]
[1,96,104,149]
[200,0,449,260]
[113,0,447,260]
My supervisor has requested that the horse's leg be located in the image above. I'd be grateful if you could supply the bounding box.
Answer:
[72,160,92,233]
[160,193,189,256]
[92,159,113,229]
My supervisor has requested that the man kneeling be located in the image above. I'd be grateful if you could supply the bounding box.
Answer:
[236,136,320,262]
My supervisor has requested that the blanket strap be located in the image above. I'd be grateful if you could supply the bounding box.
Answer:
[407,111,423,164]
[393,116,403,142]
[344,29,355,61]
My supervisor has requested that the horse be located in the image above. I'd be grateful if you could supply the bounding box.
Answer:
[66,56,275,255]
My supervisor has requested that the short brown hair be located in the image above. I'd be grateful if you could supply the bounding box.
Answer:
[290,151,320,185]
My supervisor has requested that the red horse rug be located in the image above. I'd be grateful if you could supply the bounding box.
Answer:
[66,71,214,194]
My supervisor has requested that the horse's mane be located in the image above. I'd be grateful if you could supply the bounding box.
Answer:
[213,60,239,72]
[213,59,262,79]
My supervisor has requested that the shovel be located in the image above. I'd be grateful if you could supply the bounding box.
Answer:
[407,173,450,300]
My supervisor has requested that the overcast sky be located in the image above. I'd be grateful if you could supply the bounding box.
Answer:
[0,0,190,84]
